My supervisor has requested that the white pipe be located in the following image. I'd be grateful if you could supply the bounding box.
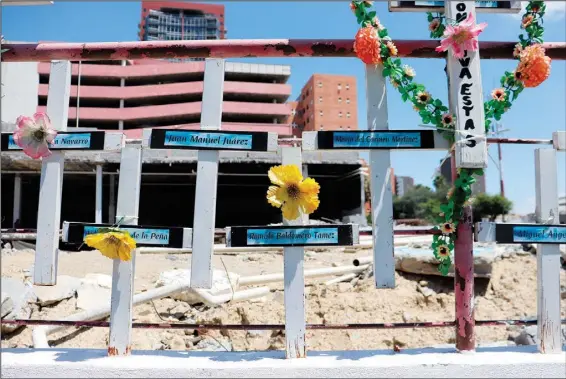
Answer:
[353,256,372,267]
[193,287,269,307]
[239,264,370,286]
[32,283,270,348]
[12,174,21,226]
[324,273,357,286]
[95,165,103,224]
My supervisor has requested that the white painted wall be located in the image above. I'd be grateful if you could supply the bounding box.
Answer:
[1,61,39,124]
[2,346,564,378]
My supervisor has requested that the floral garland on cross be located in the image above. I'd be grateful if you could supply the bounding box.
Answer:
[350,0,551,275]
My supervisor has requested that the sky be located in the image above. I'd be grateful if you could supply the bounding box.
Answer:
[2,0,565,215]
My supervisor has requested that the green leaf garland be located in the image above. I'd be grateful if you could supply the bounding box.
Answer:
[350,1,549,275]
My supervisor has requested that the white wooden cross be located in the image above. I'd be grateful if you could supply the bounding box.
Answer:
[33,60,71,286]
[142,58,278,290]
[0,60,124,286]
[475,139,565,354]
[62,140,192,356]
[303,65,450,289]
[190,58,225,289]
[445,1,488,169]
[226,146,360,358]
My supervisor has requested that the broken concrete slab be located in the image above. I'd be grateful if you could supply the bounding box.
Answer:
[1,277,37,333]
[1,292,14,318]
[514,325,566,346]
[76,282,112,311]
[33,275,81,306]
[394,245,497,278]
[81,273,113,289]
[155,269,240,305]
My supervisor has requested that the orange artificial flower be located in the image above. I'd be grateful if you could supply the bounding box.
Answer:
[515,44,551,88]
[350,3,356,12]
[521,14,534,29]
[354,26,382,65]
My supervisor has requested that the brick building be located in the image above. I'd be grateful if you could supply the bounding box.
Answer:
[289,74,358,137]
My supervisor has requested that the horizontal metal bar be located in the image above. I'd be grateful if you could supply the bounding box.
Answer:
[394,228,442,235]
[2,40,565,62]
[0,228,440,240]
[3,318,561,330]
[487,138,553,145]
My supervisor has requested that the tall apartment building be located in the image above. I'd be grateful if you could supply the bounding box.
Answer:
[138,1,225,62]
[289,74,358,137]
[395,176,415,197]
[139,1,225,41]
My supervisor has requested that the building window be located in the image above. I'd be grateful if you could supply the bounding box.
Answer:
[320,125,324,130]
[318,81,323,88]
[346,98,350,104]
[306,116,310,124]
[292,109,296,116]
[338,97,342,103]
[346,84,350,90]
[346,112,350,118]
[319,96,323,103]
[319,110,323,117]
[310,99,313,105]
[338,83,342,90]
[339,111,343,118]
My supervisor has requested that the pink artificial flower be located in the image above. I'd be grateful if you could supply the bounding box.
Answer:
[435,12,487,59]
[13,112,57,159]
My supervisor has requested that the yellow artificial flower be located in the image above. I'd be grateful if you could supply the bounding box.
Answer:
[440,222,456,235]
[416,91,432,104]
[84,230,137,261]
[266,164,320,221]
[436,244,451,260]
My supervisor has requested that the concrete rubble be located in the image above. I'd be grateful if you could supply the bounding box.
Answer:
[1,277,37,333]
[1,292,14,318]
[1,239,564,352]
[33,275,82,306]
[512,325,566,346]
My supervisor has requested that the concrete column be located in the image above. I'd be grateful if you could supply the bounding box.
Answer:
[109,174,116,224]
[95,165,103,223]
[13,174,22,227]
[119,60,126,131]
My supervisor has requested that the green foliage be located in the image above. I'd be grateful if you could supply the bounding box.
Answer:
[433,175,450,200]
[393,196,417,219]
[471,193,513,222]
[393,185,439,221]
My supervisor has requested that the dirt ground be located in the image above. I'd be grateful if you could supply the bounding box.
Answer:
[1,245,565,352]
